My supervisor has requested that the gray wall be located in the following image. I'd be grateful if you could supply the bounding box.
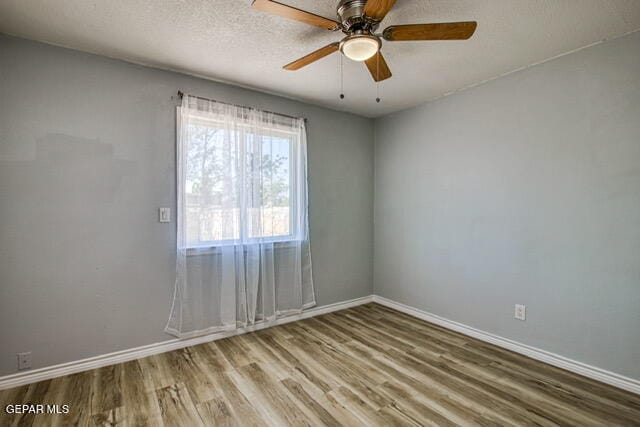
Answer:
[374,31,640,380]
[0,34,374,375]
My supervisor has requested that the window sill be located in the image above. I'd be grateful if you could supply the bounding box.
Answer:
[184,240,303,257]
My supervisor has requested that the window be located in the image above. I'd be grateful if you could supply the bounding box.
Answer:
[177,100,306,248]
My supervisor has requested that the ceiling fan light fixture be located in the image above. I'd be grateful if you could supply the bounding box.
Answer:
[253,0,477,83]
[340,35,381,62]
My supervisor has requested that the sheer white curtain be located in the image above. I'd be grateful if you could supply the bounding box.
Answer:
[166,94,315,338]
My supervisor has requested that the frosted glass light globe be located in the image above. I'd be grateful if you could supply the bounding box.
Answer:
[341,36,380,62]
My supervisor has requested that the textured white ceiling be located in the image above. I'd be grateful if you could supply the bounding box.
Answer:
[1,1,639,117]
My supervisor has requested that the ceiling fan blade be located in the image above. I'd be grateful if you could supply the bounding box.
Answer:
[363,0,397,21]
[252,0,340,30]
[283,43,340,70]
[383,22,477,41]
[364,51,392,82]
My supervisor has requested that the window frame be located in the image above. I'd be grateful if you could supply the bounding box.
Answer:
[180,110,300,249]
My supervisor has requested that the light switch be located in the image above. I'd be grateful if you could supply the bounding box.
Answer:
[159,208,171,223]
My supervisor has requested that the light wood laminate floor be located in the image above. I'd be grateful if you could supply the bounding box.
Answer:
[1,303,639,426]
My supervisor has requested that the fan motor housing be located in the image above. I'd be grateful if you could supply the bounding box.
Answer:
[337,0,377,33]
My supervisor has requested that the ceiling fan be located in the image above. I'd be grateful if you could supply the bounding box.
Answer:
[252,0,477,82]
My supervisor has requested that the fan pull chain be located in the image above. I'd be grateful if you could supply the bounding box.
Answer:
[376,52,381,103]
[339,54,345,100]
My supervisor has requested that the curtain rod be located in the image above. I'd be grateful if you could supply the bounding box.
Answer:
[177,91,306,122]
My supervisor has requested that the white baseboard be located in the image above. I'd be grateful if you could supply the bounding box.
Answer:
[0,295,373,390]
[3,293,638,396]
[372,295,640,395]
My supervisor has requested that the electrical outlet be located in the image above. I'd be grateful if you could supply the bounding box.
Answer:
[159,207,171,223]
[515,304,526,321]
[17,352,31,370]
